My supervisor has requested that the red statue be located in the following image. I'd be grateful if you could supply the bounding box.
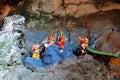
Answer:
[56,35,66,52]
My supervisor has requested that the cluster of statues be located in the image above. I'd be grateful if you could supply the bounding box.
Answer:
[31,32,89,59]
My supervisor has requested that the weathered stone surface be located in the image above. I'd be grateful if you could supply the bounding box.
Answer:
[80,10,120,77]
[101,2,120,11]
[1,0,120,20]
[0,4,11,20]
[0,15,26,80]
[93,31,120,77]
[41,0,62,13]
[2,15,25,31]
[66,4,98,17]
[81,10,120,38]
[0,0,24,20]
[64,0,92,5]
[95,32,120,53]
[2,58,114,80]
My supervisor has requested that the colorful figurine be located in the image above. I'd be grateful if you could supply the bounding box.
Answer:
[82,36,89,49]
[32,43,41,59]
[44,33,56,48]
[78,36,88,54]
[48,33,56,44]
[56,34,66,52]
[78,36,83,45]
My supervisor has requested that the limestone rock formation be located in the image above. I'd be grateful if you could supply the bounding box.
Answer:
[0,15,26,79]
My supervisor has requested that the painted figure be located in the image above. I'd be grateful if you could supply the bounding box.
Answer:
[44,33,56,48]
[78,36,88,54]
[56,35,66,52]
[32,43,41,59]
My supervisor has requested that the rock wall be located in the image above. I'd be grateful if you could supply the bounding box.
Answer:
[22,0,120,17]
